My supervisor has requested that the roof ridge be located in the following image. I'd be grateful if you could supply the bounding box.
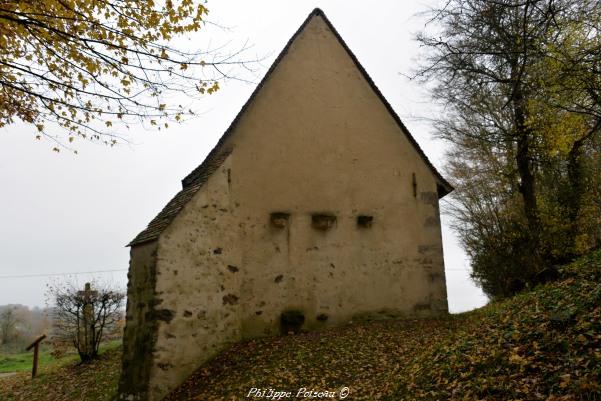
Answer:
[181,8,452,194]
[181,8,321,188]
[313,10,453,195]
[128,148,232,246]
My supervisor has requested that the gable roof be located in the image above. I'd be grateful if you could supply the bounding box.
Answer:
[128,148,232,246]
[129,8,452,247]
[182,8,453,193]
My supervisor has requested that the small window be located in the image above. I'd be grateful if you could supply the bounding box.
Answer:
[270,212,290,228]
[357,215,373,228]
[311,214,336,230]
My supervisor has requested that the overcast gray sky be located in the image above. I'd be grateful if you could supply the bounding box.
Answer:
[0,0,487,313]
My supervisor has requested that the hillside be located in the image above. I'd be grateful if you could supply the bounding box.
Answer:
[168,250,601,400]
[1,251,599,401]
[0,343,121,401]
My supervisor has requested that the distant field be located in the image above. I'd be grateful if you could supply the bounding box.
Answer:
[0,340,122,401]
[0,340,121,374]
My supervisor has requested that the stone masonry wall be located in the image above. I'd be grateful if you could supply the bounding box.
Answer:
[118,240,160,401]
[147,155,241,401]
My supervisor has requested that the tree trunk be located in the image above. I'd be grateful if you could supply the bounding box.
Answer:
[516,134,538,228]
[513,90,539,232]
[567,139,584,252]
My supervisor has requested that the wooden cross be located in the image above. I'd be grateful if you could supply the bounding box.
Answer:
[77,283,98,356]
[26,334,46,379]
[77,282,98,301]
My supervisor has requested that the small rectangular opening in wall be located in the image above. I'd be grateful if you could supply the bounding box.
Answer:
[311,214,336,231]
[280,310,305,334]
[357,215,373,228]
[270,212,290,228]
[412,173,417,198]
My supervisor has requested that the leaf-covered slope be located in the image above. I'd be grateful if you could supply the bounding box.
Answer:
[168,250,601,401]
[0,345,121,401]
[392,250,601,400]
[2,252,599,401]
[166,317,460,401]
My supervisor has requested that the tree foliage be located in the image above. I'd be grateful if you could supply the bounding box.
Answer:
[0,305,51,353]
[416,0,601,298]
[47,280,125,362]
[0,0,246,150]
[0,307,18,345]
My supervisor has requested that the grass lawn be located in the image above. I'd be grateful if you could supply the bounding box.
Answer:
[0,341,122,401]
[0,340,121,374]
[0,348,74,374]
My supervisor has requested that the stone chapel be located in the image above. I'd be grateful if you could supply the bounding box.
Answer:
[118,8,452,401]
